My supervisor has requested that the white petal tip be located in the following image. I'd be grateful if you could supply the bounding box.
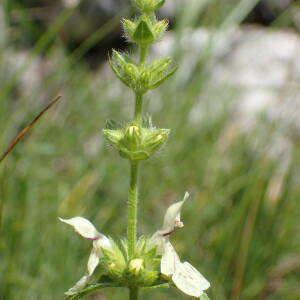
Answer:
[183,191,189,202]
[59,216,101,240]
[64,275,89,296]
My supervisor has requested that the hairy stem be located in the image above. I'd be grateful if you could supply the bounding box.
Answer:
[127,161,139,257]
[139,45,148,66]
[134,93,143,123]
[127,42,149,300]
[129,287,139,300]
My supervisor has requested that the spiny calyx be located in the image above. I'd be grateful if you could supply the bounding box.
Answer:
[123,15,168,45]
[101,238,163,287]
[103,121,170,161]
[110,50,177,94]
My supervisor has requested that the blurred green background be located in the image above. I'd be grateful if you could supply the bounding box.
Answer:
[1,0,300,299]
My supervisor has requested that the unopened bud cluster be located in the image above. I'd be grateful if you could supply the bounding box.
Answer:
[103,122,169,161]
[111,51,177,95]
[101,238,161,287]
[104,0,176,163]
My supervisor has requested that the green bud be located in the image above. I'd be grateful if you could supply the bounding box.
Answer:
[123,124,141,150]
[129,258,144,275]
[103,121,170,162]
[132,0,165,13]
[110,50,141,89]
[101,239,127,283]
[124,63,139,83]
[123,16,165,46]
[138,70,150,91]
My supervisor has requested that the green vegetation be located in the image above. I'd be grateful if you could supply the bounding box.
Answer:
[1,0,300,299]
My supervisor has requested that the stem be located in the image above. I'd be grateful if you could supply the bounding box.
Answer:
[129,287,139,300]
[139,45,148,67]
[134,93,143,123]
[127,161,139,257]
[126,42,149,300]
[134,44,148,123]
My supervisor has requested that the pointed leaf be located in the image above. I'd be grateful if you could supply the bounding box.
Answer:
[149,66,178,90]
[65,279,120,300]
[133,20,154,44]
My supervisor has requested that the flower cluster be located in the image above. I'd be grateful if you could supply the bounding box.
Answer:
[60,193,210,298]
[60,0,211,298]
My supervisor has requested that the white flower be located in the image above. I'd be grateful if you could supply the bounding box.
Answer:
[59,217,112,295]
[149,192,210,298]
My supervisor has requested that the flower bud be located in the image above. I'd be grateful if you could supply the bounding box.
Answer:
[123,15,166,46]
[138,70,150,91]
[123,124,141,150]
[132,0,165,13]
[103,121,170,162]
[129,258,144,275]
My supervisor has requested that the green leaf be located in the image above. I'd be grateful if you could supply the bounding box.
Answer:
[149,66,178,89]
[148,58,171,75]
[143,281,170,290]
[65,280,120,300]
[133,20,154,44]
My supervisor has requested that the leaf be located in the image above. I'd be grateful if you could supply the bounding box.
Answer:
[143,281,170,290]
[149,66,178,89]
[148,58,171,76]
[133,20,154,44]
[0,95,61,164]
[65,279,120,300]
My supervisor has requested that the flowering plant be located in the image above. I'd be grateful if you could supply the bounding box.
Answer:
[60,0,210,299]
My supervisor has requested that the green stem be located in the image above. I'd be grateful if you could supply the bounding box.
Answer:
[127,161,139,257]
[134,93,143,123]
[129,287,139,300]
[139,45,148,66]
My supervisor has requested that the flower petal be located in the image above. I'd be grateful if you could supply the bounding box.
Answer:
[161,239,181,276]
[172,261,210,297]
[94,235,112,251]
[148,231,165,254]
[161,192,189,233]
[87,247,100,276]
[59,216,101,240]
[65,275,89,296]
